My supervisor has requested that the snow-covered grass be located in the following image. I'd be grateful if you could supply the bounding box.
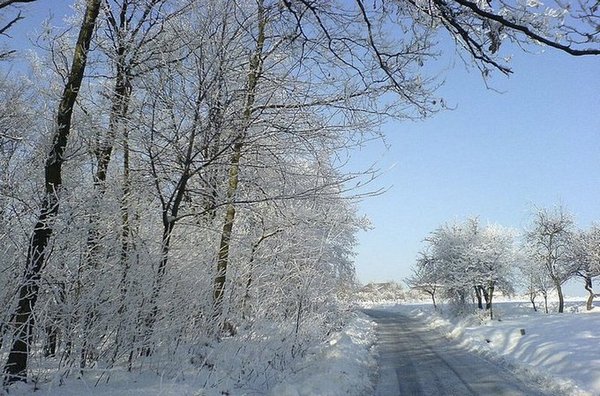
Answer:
[2,314,378,396]
[270,313,377,396]
[378,298,599,396]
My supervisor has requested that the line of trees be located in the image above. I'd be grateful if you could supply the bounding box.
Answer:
[408,207,600,317]
[0,0,598,388]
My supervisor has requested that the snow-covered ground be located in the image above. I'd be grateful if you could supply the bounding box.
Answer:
[372,298,599,396]
[5,299,598,395]
[276,297,600,396]
[4,314,378,396]
[270,313,377,396]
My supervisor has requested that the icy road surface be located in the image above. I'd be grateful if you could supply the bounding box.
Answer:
[364,309,548,396]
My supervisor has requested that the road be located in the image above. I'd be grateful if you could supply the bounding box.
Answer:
[364,309,548,396]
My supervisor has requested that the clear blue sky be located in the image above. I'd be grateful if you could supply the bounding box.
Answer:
[353,42,600,292]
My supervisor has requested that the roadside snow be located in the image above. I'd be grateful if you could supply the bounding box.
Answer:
[381,299,599,396]
[4,314,378,396]
[270,313,377,396]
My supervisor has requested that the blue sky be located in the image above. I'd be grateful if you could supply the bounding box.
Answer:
[353,42,600,291]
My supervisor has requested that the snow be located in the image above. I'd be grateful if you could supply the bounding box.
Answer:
[375,298,600,396]
[269,313,377,396]
[4,372,209,396]
[3,314,379,396]
[6,298,598,395]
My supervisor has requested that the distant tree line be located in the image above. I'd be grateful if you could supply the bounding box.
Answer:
[407,206,600,317]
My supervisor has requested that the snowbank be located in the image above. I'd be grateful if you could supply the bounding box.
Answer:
[270,313,377,396]
[4,314,377,396]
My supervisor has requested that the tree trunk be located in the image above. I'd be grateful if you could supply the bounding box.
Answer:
[481,286,490,308]
[42,325,57,358]
[213,0,266,323]
[529,292,537,312]
[474,286,483,309]
[2,0,101,384]
[584,275,594,311]
[110,126,132,364]
[80,39,132,370]
[93,56,131,191]
[142,218,174,355]
[486,283,495,319]
[213,147,241,316]
[241,237,260,319]
[555,281,564,313]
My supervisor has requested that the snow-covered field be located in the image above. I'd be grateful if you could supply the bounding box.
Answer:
[372,298,600,396]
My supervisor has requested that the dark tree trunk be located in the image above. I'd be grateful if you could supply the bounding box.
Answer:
[80,37,132,371]
[142,168,191,353]
[110,131,132,365]
[214,147,241,316]
[584,275,594,311]
[474,286,483,309]
[529,292,537,312]
[242,237,260,319]
[555,281,564,313]
[481,286,490,308]
[241,229,281,319]
[43,325,57,358]
[2,0,101,384]
[94,62,131,190]
[486,283,495,319]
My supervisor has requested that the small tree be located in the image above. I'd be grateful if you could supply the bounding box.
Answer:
[572,225,600,310]
[470,224,517,319]
[525,206,577,313]
[406,251,440,309]
[414,218,517,317]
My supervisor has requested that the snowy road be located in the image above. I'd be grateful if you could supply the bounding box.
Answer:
[364,309,548,396]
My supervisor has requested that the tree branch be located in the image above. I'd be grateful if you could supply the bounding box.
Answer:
[451,0,600,56]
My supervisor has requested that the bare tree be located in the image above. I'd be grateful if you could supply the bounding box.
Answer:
[517,255,554,313]
[572,225,600,310]
[212,0,268,325]
[76,0,188,368]
[525,206,577,313]
[0,0,37,59]
[3,0,102,384]
[406,251,440,309]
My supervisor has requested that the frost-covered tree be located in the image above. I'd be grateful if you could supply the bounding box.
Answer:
[524,206,577,313]
[571,225,600,310]
[416,218,517,317]
[517,254,554,313]
[470,224,517,318]
[283,0,600,81]
[2,0,102,384]
[406,251,441,308]
[424,219,476,307]
[0,0,39,59]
